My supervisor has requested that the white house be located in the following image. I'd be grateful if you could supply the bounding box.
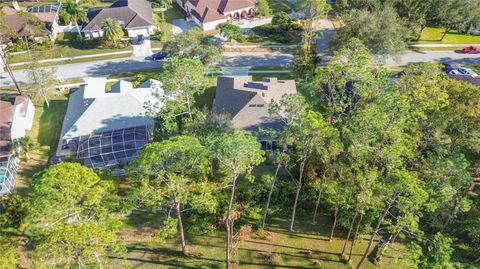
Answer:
[176,0,256,31]
[0,95,35,195]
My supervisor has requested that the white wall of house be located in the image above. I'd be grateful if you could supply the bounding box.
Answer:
[126,25,154,37]
[10,99,35,140]
[83,30,104,39]
[202,19,227,31]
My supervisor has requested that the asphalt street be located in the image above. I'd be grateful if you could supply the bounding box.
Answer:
[0,52,294,86]
[1,51,479,87]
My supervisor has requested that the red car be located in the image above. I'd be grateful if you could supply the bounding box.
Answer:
[463,45,480,54]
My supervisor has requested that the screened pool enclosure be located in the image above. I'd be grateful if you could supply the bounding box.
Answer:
[0,155,19,196]
[60,125,151,169]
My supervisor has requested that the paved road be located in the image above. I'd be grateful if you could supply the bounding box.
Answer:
[1,51,479,87]
[386,50,480,66]
[0,52,294,86]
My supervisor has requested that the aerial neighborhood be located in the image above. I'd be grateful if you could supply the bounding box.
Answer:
[0,0,479,268]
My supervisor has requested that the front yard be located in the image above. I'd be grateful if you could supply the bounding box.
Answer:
[413,27,480,44]
[7,33,132,64]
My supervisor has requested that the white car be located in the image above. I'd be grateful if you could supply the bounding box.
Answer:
[447,69,461,75]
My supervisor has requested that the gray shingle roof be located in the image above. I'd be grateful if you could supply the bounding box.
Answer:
[82,0,153,32]
[214,76,297,132]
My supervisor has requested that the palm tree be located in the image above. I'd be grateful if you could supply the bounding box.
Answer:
[63,0,88,40]
[102,18,124,47]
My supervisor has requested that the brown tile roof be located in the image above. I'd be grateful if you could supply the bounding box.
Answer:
[0,96,30,155]
[214,76,297,132]
[186,0,255,23]
[82,0,153,32]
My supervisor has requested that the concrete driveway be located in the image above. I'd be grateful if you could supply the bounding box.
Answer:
[172,19,196,35]
[233,18,272,34]
[132,36,152,57]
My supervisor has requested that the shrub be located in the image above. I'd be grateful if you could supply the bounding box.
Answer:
[8,42,27,52]
[271,11,291,31]
[219,23,244,41]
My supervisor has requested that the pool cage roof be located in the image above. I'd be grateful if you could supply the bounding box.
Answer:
[27,4,61,13]
[75,125,151,169]
[0,155,18,196]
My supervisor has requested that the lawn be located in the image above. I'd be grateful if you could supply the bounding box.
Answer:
[154,7,185,44]
[250,72,295,80]
[7,33,132,64]
[13,89,69,195]
[267,0,294,13]
[110,210,411,269]
[414,27,480,44]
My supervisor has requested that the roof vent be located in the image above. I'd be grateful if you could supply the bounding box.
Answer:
[261,78,277,83]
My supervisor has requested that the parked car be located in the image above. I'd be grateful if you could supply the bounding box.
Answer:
[447,69,462,75]
[457,67,477,75]
[443,63,453,73]
[462,45,480,54]
[151,51,168,61]
[137,34,145,45]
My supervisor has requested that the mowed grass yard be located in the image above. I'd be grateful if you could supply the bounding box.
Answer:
[414,27,480,44]
[7,33,132,64]
[14,90,70,195]
[110,211,410,269]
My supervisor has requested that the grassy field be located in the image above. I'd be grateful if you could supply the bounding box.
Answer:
[414,27,480,44]
[109,211,410,269]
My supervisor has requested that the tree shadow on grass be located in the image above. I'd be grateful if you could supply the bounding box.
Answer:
[37,99,68,150]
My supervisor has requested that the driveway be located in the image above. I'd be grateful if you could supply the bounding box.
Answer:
[233,17,272,34]
[172,19,196,35]
[132,36,152,57]
[315,19,336,64]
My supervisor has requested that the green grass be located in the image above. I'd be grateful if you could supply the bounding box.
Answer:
[111,211,411,269]
[10,53,132,70]
[154,7,184,42]
[267,0,294,13]
[14,90,69,195]
[250,72,295,80]
[464,64,480,73]
[7,33,132,64]
[413,27,480,44]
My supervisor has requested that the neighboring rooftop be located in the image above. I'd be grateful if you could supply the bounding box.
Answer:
[183,0,255,23]
[449,74,480,87]
[214,76,297,132]
[0,96,32,155]
[82,0,153,32]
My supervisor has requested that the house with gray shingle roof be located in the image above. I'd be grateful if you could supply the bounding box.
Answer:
[82,0,154,39]
[175,0,256,31]
[213,76,297,133]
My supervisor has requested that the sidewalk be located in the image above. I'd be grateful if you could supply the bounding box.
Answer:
[8,50,133,67]
[409,44,479,48]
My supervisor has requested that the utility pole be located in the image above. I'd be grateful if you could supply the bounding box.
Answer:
[0,39,23,95]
